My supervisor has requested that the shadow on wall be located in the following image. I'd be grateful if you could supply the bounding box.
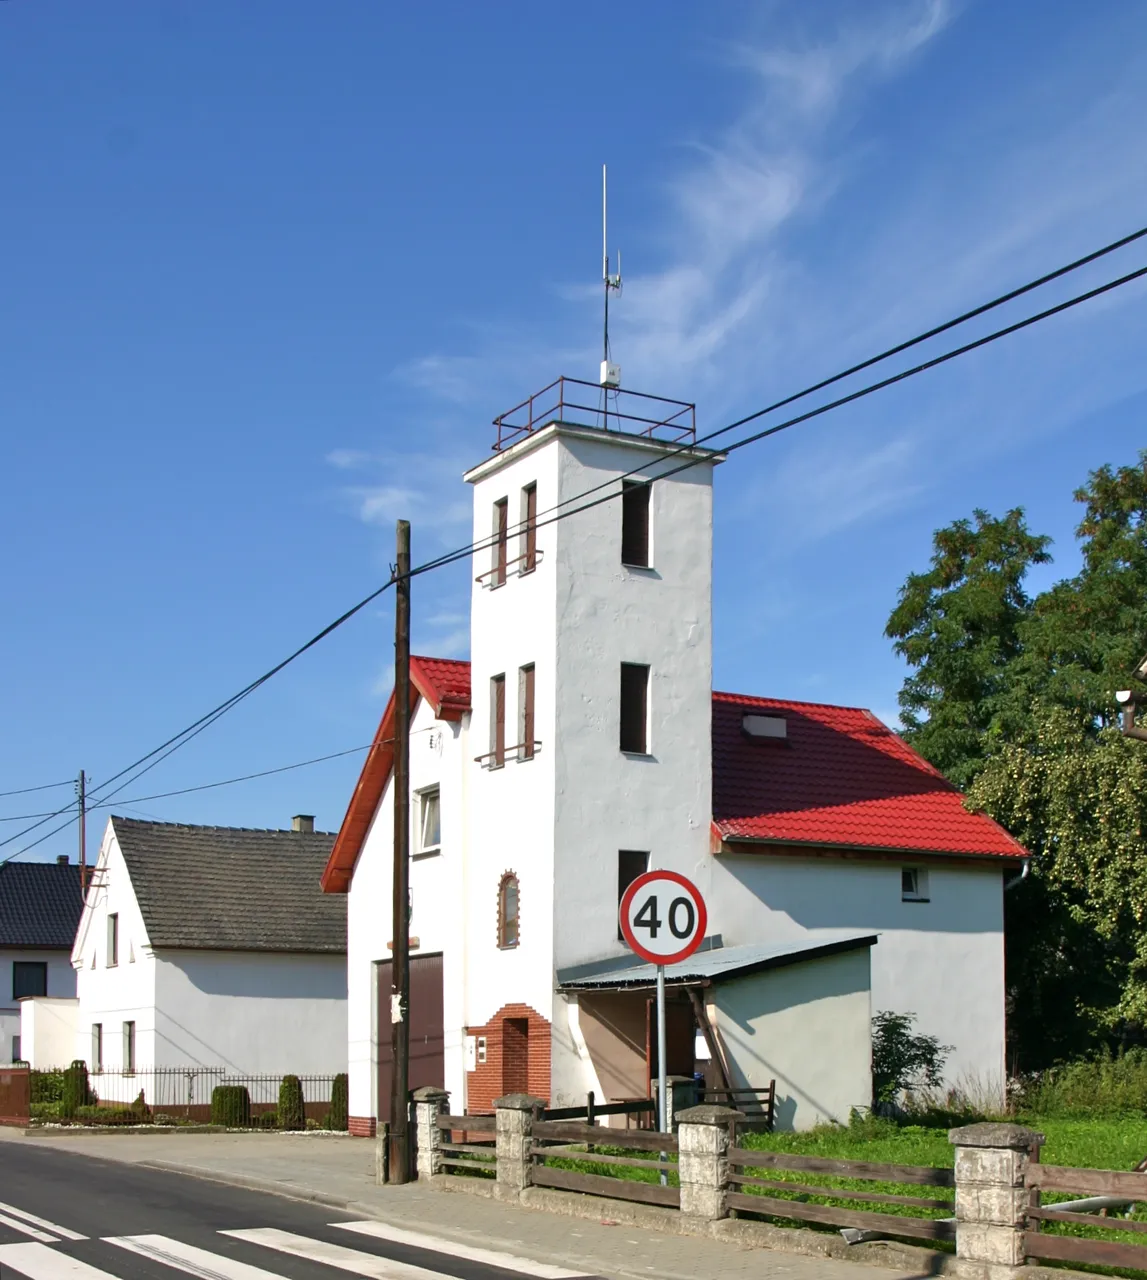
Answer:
[176,953,347,999]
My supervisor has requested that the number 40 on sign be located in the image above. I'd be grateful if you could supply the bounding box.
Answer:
[619,870,707,967]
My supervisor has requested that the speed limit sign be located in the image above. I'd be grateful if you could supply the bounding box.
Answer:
[619,870,707,967]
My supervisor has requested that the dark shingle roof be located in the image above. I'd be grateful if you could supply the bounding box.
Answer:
[0,861,85,949]
[110,817,345,953]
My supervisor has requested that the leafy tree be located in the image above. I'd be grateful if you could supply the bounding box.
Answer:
[871,1010,951,1105]
[885,509,1050,787]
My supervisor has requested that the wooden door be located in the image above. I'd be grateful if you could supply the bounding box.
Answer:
[376,953,445,1124]
[645,994,695,1093]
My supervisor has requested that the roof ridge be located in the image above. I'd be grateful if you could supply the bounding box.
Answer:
[713,689,887,717]
[111,816,336,835]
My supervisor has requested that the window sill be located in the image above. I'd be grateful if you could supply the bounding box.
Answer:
[620,749,655,760]
[107,963,118,970]
[622,562,658,575]
[413,848,441,860]
[901,897,931,904]
[497,943,520,951]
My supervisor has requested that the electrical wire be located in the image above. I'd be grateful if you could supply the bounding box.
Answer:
[0,779,74,799]
[6,227,1147,863]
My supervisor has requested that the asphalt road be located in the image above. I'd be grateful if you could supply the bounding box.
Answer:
[0,1143,598,1280]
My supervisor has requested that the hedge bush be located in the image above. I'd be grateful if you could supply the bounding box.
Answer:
[257,1109,278,1129]
[329,1073,348,1131]
[211,1085,251,1128]
[60,1061,94,1119]
[30,1069,65,1105]
[278,1075,305,1130]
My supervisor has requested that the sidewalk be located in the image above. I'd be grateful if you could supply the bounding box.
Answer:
[1,1129,942,1280]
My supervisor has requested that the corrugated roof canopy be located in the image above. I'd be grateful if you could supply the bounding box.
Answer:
[111,817,344,953]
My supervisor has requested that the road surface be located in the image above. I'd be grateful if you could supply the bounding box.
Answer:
[0,1143,599,1280]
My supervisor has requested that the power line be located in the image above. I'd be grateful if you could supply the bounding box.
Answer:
[6,227,1146,863]
[0,779,74,799]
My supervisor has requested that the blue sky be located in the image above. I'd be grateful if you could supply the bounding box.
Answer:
[3,1,1146,857]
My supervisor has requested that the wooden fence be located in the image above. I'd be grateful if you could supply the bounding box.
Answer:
[0,1067,30,1127]
[727,1138,955,1242]
[437,1113,496,1177]
[1024,1162,1147,1271]
[530,1118,680,1208]
[703,1083,775,1131]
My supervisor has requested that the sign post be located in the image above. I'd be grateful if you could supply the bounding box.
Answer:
[618,870,708,1156]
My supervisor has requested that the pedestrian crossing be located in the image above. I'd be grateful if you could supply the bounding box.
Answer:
[0,1219,596,1280]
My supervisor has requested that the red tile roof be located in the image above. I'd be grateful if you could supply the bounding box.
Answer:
[712,691,1025,859]
[322,661,1025,892]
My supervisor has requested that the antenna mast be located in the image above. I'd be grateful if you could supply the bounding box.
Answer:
[600,164,621,392]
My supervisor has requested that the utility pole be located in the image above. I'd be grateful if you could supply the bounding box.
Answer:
[389,519,412,1184]
[77,770,87,898]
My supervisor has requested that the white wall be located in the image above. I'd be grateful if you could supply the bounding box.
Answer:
[0,947,76,1062]
[711,851,1006,1097]
[346,697,467,1119]
[19,997,79,1069]
[711,947,873,1131]
[153,949,346,1074]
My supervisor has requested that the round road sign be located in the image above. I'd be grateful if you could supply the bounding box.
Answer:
[619,870,708,967]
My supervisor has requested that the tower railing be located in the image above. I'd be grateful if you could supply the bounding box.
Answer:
[492,377,696,452]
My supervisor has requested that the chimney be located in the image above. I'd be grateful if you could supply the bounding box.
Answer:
[291,815,315,834]
[57,855,69,865]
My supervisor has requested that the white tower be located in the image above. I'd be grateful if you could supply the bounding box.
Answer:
[461,385,723,1107]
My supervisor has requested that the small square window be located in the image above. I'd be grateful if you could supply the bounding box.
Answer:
[418,789,441,855]
[901,868,929,902]
[13,961,47,1001]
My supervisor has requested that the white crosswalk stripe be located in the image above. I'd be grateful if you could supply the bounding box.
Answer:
[0,1201,87,1241]
[0,1243,121,1280]
[333,1220,587,1279]
[0,1213,60,1244]
[222,1229,452,1280]
[106,1234,307,1280]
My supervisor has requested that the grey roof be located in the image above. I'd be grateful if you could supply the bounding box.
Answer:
[110,817,344,953]
[0,861,85,949]
[557,933,877,990]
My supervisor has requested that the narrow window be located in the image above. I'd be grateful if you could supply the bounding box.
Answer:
[901,868,929,903]
[418,788,441,855]
[13,961,47,1000]
[92,1023,103,1073]
[477,1035,487,1065]
[490,674,506,767]
[498,873,520,949]
[11,1036,20,1064]
[123,1021,136,1074]
[107,913,119,967]
[518,664,535,760]
[521,484,538,573]
[619,663,650,754]
[493,498,509,587]
[617,851,650,940]
[621,481,651,567]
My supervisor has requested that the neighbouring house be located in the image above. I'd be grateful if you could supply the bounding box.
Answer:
[68,814,347,1091]
[322,384,1028,1134]
[0,857,84,1064]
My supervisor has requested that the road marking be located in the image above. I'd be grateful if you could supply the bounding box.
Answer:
[0,1243,117,1280]
[106,1235,295,1280]
[223,1229,451,1280]
[0,1201,87,1241]
[0,1214,58,1244]
[333,1220,588,1279]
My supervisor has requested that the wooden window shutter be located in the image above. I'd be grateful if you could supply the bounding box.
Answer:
[523,484,537,572]
[520,664,535,760]
[492,674,506,766]
[494,498,509,586]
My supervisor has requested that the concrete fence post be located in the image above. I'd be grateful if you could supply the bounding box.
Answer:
[374,1121,390,1185]
[950,1122,1044,1279]
[494,1093,545,1201]
[412,1086,450,1179]
[676,1104,744,1221]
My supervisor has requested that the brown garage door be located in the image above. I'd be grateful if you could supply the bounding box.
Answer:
[376,953,445,1125]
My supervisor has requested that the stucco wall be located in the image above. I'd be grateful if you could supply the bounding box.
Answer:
[0,947,76,1062]
[152,949,346,1074]
[19,997,79,1069]
[711,851,1006,1096]
[711,947,873,1131]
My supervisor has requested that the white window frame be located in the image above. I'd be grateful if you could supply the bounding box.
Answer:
[416,787,441,857]
[107,912,119,967]
[901,867,930,903]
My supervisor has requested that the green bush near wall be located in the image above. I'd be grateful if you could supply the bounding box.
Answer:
[329,1074,348,1131]
[278,1075,305,1130]
[60,1061,94,1119]
[210,1085,251,1127]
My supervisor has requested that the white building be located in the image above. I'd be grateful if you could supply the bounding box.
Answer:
[323,392,1027,1134]
[0,858,83,1064]
[68,815,347,1086]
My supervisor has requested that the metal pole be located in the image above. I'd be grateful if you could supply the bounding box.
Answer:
[78,770,86,898]
[389,519,412,1184]
[657,963,668,1186]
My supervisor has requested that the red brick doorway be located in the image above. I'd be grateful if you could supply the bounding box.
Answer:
[502,1016,530,1095]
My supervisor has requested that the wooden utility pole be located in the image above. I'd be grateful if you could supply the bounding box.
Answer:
[388,519,412,1184]
[77,769,87,897]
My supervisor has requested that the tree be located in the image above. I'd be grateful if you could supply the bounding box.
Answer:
[885,509,1051,787]
[871,1011,951,1105]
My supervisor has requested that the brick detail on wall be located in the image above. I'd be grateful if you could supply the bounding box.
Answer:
[348,1115,376,1138]
[465,1002,551,1113]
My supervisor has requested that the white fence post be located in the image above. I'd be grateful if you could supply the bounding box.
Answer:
[676,1104,743,1220]
[951,1121,1044,1279]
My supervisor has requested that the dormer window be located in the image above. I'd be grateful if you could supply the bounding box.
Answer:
[621,482,651,568]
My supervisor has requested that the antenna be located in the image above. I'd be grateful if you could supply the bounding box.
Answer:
[601,164,622,390]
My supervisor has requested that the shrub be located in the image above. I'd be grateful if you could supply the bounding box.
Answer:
[210,1085,251,1128]
[29,1102,61,1120]
[278,1075,305,1130]
[257,1109,279,1129]
[74,1105,139,1126]
[872,1011,952,1107]
[30,1069,65,1105]
[60,1061,94,1119]
[329,1073,348,1131]
[131,1089,152,1124]
[1017,1049,1147,1116]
